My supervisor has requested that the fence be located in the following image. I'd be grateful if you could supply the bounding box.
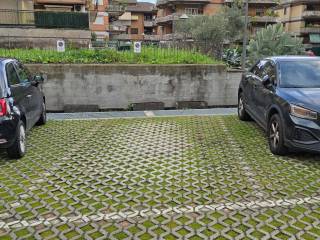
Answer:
[0,9,89,29]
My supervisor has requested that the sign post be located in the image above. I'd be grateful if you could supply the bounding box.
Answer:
[134,41,141,54]
[57,40,65,52]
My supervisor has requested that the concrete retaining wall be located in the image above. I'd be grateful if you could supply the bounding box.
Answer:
[0,28,91,49]
[26,64,242,111]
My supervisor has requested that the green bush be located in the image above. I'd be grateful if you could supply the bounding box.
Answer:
[248,24,305,64]
[0,47,221,65]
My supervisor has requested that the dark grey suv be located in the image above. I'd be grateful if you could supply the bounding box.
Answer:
[238,56,320,155]
[0,58,46,158]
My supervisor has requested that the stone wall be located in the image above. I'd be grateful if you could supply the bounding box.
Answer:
[26,64,242,111]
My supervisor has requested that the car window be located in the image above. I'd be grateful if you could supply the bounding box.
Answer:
[251,60,266,79]
[14,62,31,83]
[6,63,20,86]
[280,60,320,88]
[262,61,277,85]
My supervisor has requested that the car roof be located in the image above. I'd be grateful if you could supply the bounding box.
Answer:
[266,56,320,63]
[0,58,16,66]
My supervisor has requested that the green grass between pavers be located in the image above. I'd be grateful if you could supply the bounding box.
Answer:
[1,116,320,239]
[0,48,220,64]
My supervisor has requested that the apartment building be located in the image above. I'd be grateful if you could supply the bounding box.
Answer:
[156,0,224,38]
[34,0,109,37]
[0,0,34,25]
[275,0,320,54]
[108,1,157,41]
[226,0,278,36]
[155,0,278,40]
[89,0,109,39]
[0,0,91,48]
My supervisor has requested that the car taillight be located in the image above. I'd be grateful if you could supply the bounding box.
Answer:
[0,99,8,117]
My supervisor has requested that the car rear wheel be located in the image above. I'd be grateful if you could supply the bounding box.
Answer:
[7,121,26,159]
[238,92,251,121]
[36,102,47,125]
[268,114,288,155]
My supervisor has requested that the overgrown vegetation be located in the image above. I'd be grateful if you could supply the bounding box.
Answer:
[175,4,244,58]
[222,47,242,68]
[0,47,220,64]
[248,24,305,64]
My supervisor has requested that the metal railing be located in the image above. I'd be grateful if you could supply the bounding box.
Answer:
[302,11,320,18]
[0,9,89,29]
[0,10,35,25]
[250,16,278,23]
[301,27,320,34]
[106,5,126,13]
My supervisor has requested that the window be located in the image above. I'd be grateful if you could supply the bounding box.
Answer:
[280,60,320,88]
[256,8,264,16]
[284,7,287,15]
[251,60,266,78]
[144,14,152,21]
[130,28,138,34]
[185,8,202,15]
[262,61,277,85]
[14,62,31,83]
[6,63,20,86]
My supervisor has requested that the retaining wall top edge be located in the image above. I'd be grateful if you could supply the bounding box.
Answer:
[26,63,227,67]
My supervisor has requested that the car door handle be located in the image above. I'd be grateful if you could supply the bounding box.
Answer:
[26,95,32,98]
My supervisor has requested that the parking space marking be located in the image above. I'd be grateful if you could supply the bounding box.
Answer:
[144,111,155,117]
[1,196,319,230]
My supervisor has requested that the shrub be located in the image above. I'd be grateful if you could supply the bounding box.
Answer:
[0,47,222,65]
[248,24,305,64]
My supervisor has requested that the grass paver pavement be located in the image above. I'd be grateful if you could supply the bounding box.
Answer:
[0,116,320,239]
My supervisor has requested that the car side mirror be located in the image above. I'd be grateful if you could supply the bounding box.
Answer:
[32,74,44,86]
[262,75,271,87]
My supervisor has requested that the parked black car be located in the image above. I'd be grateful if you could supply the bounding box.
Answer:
[238,56,320,155]
[0,58,46,158]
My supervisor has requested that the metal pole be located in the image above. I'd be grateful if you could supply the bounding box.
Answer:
[16,0,20,25]
[242,0,249,70]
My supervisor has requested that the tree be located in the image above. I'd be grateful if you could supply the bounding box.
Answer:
[248,24,305,64]
[175,4,244,58]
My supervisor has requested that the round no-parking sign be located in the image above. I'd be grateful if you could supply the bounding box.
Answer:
[134,41,141,53]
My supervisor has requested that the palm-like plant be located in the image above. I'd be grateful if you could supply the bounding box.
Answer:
[248,24,305,64]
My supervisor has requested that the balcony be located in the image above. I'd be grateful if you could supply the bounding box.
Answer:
[35,0,86,4]
[106,5,126,14]
[144,20,155,27]
[250,16,278,23]
[107,25,127,32]
[144,35,161,41]
[225,0,277,3]
[0,9,89,29]
[302,11,320,19]
[155,13,180,24]
[157,0,210,7]
[0,10,35,25]
[300,27,320,34]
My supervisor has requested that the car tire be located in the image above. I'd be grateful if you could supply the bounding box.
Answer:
[268,114,288,155]
[238,92,251,121]
[7,121,26,159]
[36,102,47,126]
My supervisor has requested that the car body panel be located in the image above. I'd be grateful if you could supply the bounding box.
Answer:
[0,58,45,149]
[239,56,320,154]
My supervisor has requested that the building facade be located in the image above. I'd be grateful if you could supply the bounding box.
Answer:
[226,0,278,36]
[156,0,224,39]
[155,0,278,40]
[0,0,91,48]
[275,0,320,54]
[107,1,157,41]
[89,0,109,40]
